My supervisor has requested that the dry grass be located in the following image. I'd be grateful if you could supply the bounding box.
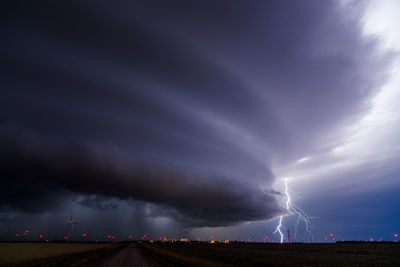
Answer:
[140,242,400,266]
[0,242,117,265]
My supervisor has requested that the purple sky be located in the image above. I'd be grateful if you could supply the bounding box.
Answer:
[1,0,399,242]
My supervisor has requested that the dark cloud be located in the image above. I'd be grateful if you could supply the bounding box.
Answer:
[0,124,282,226]
[0,0,393,231]
[77,195,119,211]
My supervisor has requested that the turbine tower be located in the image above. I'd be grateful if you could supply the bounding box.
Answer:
[64,214,79,241]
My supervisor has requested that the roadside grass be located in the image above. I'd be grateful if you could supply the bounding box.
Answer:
[0,242,125,266]
[139,242,400,266]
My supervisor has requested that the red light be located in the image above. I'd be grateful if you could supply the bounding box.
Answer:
[108,235,111,239]
[369,238,374,242]
[324,237,328,240]
[15,234,19,237]
[64,236,68,239]
[39,235,43,238]
[129,235,132,239]
[394,234,398,237]
[197,238,200,241]
[82,233,87,237]
[332,238,335,241]
[330,233,333,237]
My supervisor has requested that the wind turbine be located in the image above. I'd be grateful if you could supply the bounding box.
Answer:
[64,214,79,241]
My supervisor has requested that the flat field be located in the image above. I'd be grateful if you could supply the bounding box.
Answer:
[140,242,400,266]
[0,242,122,266]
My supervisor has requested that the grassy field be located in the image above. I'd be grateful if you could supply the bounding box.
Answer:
[2,242,399,266]
[0,242,123,266]
[140,242,400,266]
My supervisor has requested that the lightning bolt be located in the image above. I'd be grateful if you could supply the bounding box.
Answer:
[273,178,313,243]
[272,215,284,243]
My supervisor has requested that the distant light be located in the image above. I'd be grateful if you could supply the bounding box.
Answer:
[129,235,132,239]
[394,234,398,237]
[64,236,68,239]
[82,233,87,237]
[108,235,111,239]
[15,234,19,237]
[369,238,374,242]
[39,235,43,238]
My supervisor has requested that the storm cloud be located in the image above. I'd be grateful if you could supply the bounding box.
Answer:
[0,124,282,226]
[0,0,393,231]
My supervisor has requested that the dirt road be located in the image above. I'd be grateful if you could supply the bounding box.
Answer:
[88,244,163,267]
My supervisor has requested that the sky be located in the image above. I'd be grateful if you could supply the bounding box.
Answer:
[0,0,399,242]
